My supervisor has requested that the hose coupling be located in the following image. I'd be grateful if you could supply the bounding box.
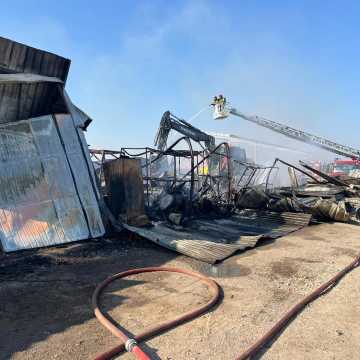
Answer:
[125,338,138,352]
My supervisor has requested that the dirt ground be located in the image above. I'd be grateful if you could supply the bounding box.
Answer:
[1,222,360,360]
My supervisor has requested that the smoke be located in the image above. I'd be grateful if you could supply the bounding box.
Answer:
[1,0,359,157]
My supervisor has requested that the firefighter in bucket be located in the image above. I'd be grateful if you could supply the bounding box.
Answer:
[212,95,228,120]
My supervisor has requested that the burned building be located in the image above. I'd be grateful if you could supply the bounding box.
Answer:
[0,37,104,251]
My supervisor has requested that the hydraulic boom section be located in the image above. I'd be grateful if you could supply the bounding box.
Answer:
[211,95,360,160]
[155,110,215,151]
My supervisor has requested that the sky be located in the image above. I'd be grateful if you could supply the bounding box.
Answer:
[1,0,360,162]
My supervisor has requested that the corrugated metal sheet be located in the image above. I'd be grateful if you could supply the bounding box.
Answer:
[0,82,68,124]
[0,36,70,81]
[0,37,69,124]
[0,73,63,84]
[0,116,89,251]
[54,113,104,238]
[103,158,146,221]
[126,211,311,263]
[0,38,105,252]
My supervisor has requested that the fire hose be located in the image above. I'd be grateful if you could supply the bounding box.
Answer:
[93,255,360,360]
[92,267,221,360]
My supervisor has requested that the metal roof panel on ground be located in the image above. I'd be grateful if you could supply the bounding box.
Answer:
[125,211,311,263]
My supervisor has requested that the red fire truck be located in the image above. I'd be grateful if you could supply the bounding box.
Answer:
[331,159,360,177]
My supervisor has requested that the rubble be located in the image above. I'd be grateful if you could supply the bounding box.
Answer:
[91,113,312,262]
[235,158,360,224]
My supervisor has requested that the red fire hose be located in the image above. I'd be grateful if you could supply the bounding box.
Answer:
[235,252,360,360]
[92,267,221,360]
[93,254,360,360]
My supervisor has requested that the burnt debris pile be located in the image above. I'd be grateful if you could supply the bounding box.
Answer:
[236,158,360,224]
[91,111,277,229]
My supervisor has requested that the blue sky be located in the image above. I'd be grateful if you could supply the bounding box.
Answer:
[1,0,360,159]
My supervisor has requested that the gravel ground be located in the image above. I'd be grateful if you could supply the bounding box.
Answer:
[1,222,360,360]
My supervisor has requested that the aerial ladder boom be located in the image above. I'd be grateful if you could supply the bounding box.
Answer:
[211,95,360,160]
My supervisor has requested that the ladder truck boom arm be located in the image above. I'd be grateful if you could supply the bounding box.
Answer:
[229,108,360,159]
[211,95,360,160]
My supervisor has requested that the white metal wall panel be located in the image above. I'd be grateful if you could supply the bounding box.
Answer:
[55,113,105,238]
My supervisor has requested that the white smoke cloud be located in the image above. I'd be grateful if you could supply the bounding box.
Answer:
[0,0,359,164]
